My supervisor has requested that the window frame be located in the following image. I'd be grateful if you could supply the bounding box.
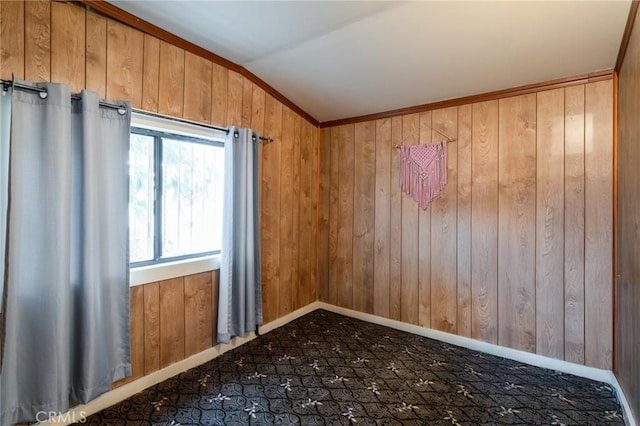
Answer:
[129,126,224,268]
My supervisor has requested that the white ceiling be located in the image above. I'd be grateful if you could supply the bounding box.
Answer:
[109,1,630,123]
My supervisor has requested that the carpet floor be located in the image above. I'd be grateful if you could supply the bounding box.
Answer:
[82,310,624,425]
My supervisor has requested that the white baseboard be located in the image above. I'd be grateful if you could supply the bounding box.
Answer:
[40,302,321,425]
[42,300,636,426]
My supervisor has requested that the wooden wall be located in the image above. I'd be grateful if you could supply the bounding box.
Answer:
[616,2,640,418]
[0,0,318,380]
[318,81,614,369]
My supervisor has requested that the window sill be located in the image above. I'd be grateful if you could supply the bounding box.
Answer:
[130,255,221,287]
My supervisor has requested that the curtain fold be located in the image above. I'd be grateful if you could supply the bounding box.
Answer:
[217,127,263,344]
[0,81,131,425]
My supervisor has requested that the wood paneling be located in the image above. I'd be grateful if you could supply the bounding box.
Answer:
[1,0,25,80]
[106,20,143,108]
[24,0,50,83]
[159,277,185,368]
[211,63,228,126]
[299,119,316,308]
[584,80,613,370]
[142,34,160,112]
[143,282,160,375]
[158,41,184,117]
[352,121,375,314]
[471,100,499,344]
[337,124,355,309]
[318,129,332,304]
[51,1,85,92]
[85,11,106,97]
[183,52,212,123]
[616,1,640,417]
[184,272,213,357]
[227,70,243,128]
[317,80,614,368]
[536,88,565,359]
[242,77,253,128]
[128,285,144,382]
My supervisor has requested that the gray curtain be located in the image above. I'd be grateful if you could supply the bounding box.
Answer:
[217,127,263,343]
[0,81,131,425]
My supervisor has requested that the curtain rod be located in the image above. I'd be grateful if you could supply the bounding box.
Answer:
[1,78,274,144]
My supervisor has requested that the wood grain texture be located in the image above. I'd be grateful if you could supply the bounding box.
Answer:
[183,52,212,123]
[563,85,586,364]
[337,124,355,309]
[298,119,315,308]
[210,63,228,126]
[159,277,185,368]
[535,88,565,359]
[0,0,24,80]
[616,6,640,415]
[260,94,282,323]
[430,107,458,333]
[401,113,420,325]
[184,272,213,357]
[106,20,143,107]
[471,100,499,344]
[128,285,145,382]
[353,121,376,314]
[85,10,106,97]
[498,94,537,352]
[310,122,319,303]
[328,126,340,306]
[251,85,266,134]
[212,270,219,343]
[158,41,185,117]
[242,77,253,128]
[584,80,613,370]
[389,116,403,321]
[51,1,85,92]
[24,0,50,82]
[227,70,243,128]
[142,34,160,112]
[279,107,298,317]
[318,128,332,303]
[143,282,160,375]
[457,104,473,338]
[373,119,391,317]
[417,111,432,328]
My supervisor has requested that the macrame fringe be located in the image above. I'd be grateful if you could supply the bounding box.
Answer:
[400,142,447,210]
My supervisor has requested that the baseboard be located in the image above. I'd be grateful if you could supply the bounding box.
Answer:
[609,372,638,426]
[40,301,322,425]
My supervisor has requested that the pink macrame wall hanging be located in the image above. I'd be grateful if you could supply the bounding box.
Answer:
[400,142,448,210]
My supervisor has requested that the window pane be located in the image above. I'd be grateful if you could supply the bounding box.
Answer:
[161,138,224,258]
[129,133,155,263]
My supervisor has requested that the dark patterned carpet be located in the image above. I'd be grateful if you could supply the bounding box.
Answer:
[82,310,625,425]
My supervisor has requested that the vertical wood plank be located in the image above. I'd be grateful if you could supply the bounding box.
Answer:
[0,0,24,80]
[212,270,219,345]
[143,282,160,375]
[401,113,420,325]
[261,95,282,323]
[389,116,403,321]
[310,122,319,303]
[337,124,355,309]
[158,41,184,117]
[471,100,499,343]
[159,277,185,368]
[299,119,315,307]
[430,107,458,333]
[242,77,253,128]
[318,128,332,303]
[127,285,144,382]
[183,52,212,123]
[51,1,84,92]
[211,63,228,126]
[24,0,50,82]
[227,70,243,127]
[536,88,565,359]
[374,118,391,317]
[457,104,473,337]
[584,80,613,369]
[353,121,376,314]
[417,111,432,328]
[85,11,106,97]
[328,126,340,306]
[106,20,143,108]
[279,107,297,317]
[498,94,537,352]
[142,35,160,112]
[184,272,213,357]
[251,85,266,134]
[564,85,586,364]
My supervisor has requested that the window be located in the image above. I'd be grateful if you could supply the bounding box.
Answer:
[129,115,225,266]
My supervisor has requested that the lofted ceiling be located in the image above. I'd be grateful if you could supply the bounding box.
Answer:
[108,1,630,123]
